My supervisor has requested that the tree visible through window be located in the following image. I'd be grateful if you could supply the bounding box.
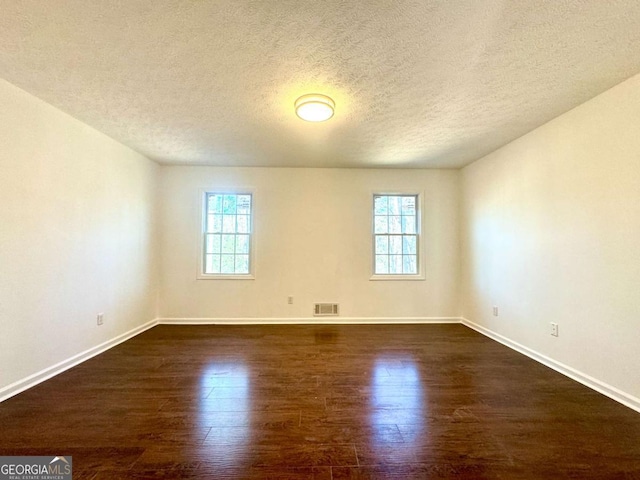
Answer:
[373,194,419,275]
[203,193,252,275]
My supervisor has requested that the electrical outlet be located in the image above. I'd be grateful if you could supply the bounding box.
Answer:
[550,322,558,337]
[492,306,499,316]
[97,313,104,326]
[288,296,294,305]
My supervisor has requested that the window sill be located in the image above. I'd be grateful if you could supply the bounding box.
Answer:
[369,274,425,281]
[197,274,255,280]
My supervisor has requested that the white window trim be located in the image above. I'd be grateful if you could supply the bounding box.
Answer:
[197,187,256,280]
[370,191,426,281]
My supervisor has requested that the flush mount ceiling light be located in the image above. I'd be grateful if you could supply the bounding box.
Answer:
[295,94,335,122]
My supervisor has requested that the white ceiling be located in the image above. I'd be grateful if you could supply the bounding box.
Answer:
[2,1,640,168]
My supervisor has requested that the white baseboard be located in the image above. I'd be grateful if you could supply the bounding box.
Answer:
[461,317,640,414]
[158,316,461,325]
[0,319,159,403]
[5,316,638,416]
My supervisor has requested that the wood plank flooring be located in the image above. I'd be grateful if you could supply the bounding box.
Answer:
[1,324,640,479]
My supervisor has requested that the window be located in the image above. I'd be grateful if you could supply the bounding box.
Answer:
[201,192,253,278]
[372,194,421,278]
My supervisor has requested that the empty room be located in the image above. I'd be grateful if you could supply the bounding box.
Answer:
[1,1,640,479]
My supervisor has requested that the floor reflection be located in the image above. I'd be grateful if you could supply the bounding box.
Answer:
[199,361,251,469]
[370,357,427,463]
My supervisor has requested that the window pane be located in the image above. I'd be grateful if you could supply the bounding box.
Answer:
[207,214,222,233]
[402,215,416,234]
[388,196,401,215]
[205,254,221,274]
[375,235,388,254]
[237,195,251,214]
[374,196,388,215]
[403,236,416,254]
[373,193,420,277]
[237,215,250,233]
[389,215,401,233]
[236,235,249,254]
[204,192,253,276]
[389,235,402,254]
[206,234,221,254]
[223,195,237,214]
[221,254,235,273]
[221,234,235,254]
[208,194,223,214]
[403,255,417,274]
[375,255,389,274]
[389,255,403,274]
[402,196,416,215]
[374,216,388,234]
[222,215,236,233]
[235,255,249,274]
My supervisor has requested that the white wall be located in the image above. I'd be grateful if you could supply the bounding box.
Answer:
[460,73,640,402]
[0,80,158,393]
[5,63,640,411]
[159,167,459,319]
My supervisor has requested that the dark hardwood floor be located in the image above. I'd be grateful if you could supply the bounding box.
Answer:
[1,324,639,479]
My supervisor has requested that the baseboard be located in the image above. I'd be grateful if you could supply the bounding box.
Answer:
[159,316,461,325]
[0,319,159,403]
[461,317,640,414]
[7,316,637,415]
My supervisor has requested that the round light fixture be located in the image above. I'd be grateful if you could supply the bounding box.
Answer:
[295,94,335,122]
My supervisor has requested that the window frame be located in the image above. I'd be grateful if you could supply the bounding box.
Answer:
[197,188,256,280]
[370,191,425,281]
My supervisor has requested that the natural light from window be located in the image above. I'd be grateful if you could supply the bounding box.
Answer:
[203,193,252,275]
[373,194,419,275]
[370,357,426,462]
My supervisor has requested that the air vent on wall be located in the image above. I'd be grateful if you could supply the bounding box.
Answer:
[314,303,339,316]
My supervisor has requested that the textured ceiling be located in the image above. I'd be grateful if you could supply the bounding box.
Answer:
[2,1,640,168]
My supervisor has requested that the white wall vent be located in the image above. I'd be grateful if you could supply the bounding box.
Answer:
[314,303,339,316]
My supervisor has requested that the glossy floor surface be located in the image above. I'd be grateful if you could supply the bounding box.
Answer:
[1,324,640,479]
